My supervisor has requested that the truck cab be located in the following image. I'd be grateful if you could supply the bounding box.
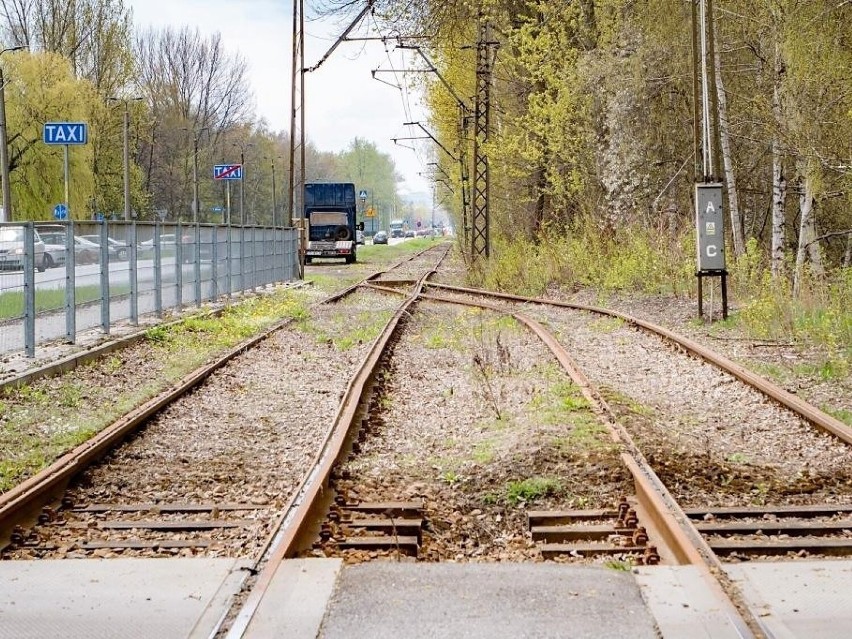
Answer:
[304,182,363,264]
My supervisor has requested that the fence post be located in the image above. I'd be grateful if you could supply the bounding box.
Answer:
[129,222,138,325]
[23,223,35,357]
[99,221,110,334]
[194,223,201,307]
[65,220,76,343]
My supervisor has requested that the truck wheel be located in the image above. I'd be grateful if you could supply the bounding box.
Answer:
[345,253,355,264]
[305,256,313,264]
[334,225,351,241]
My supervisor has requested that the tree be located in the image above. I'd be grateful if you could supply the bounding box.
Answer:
[4,51,97,219]
[134,25,252,220]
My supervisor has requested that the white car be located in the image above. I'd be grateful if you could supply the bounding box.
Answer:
[0,226,47,272]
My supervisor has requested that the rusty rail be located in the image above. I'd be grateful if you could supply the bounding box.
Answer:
[427,283,852,446]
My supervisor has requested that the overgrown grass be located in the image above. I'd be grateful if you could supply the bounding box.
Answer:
[359,237,438,262]
[730,239,852,376]
[473,218,693,297]
[478,223,851,375]
[506,476,562,505]
[298,309,391,350]
[0,288,310,491]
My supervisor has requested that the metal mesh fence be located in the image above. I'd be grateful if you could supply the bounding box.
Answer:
[0,221,300,358]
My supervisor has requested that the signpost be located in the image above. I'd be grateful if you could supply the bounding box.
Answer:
[695,183,728,319]
[44,122,88,219]
[214,165,242,224]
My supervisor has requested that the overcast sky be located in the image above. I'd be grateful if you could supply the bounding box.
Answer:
[127,0,432,195]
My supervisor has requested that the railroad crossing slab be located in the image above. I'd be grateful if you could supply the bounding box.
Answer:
[0,558,249,639]
[316,562,660,639]
[725,560,852,639]
[243,558,343,639]
[634,566,747,638]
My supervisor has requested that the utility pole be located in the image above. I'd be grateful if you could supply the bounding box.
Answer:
[271,157,278,226]
[108,96,144,221]
[471,18,496,259]
[288,0,305,228]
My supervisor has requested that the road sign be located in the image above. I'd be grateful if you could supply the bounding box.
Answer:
[695,183,725,271]
[212,206,224,213]
[53,203,68,220]
[214,164,243,180]
[359,190,368,200]
[365,207,375,218]
[43,122,88,145]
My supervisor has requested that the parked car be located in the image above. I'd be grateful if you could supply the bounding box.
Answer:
[356,229,365,245]
[138,233,211,262]
[79,235,130,261]
[404,229,416,238]
[37,231,100,266]
[0,226,47,271]
[372,231,388,245]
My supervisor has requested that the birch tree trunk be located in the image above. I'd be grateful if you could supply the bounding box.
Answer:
[771,138,786,276]
[770,41,786,277]
[713,30,745,258]
[793,170,818,294]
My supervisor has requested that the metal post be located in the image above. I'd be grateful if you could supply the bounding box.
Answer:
[239,225,245,293]
[211,226,219,298]
[65,220,76,342]
[23,223,35,357]
[130,222,139,325]
[63,144,70,214]
[271,158,277,227]
[122,105,130,220]
[99,221,110,333]
[226,181,231,225]
[174,222,182,311]
[152,222,161,324]
[154,224,162,317]
[194,223,201,307]
[192,133,199,223]
[240,150,245,225]
[226,225,233,298]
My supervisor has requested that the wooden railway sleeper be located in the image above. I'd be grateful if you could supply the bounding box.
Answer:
[531,497,661,563]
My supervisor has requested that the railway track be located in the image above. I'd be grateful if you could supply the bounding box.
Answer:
[0,244,451,558]
[1,246,849,638]
[220,279,849,636]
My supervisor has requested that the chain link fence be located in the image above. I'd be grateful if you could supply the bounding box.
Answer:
[0,221,300,358]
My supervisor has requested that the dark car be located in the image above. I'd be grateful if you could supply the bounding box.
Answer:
[372,231,388,245]
[404,230,416,238]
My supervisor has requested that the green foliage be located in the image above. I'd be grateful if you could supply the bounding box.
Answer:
[6,51,97,219]
[506,476,561,505]
[476,220,694,296]
[733,264,852,373]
